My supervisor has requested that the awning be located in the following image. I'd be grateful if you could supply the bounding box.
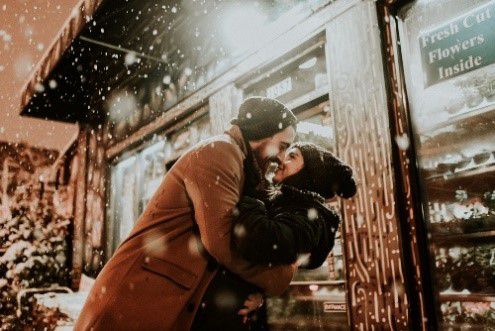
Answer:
[19,0,103,115]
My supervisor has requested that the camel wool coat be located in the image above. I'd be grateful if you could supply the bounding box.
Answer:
[74,125,296,331]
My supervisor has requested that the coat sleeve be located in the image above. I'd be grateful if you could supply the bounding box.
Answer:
[183,140,296,295]
[303,207,341,270]
[232,196,320,265]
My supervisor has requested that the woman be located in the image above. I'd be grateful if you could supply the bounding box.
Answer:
[191,142,357,330]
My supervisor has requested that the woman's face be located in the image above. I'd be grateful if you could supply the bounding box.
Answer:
[272,147,305,183]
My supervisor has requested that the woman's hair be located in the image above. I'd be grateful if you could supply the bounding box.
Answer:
[282,142,357,199]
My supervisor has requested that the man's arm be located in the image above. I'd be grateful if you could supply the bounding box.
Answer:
[183,140,296,295]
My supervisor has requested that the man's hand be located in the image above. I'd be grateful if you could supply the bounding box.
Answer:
[237,293,264,323]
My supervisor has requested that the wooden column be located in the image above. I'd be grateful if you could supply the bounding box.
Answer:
[326,1,409,329]
[209,84,243,135]
[71,123,109,287]
[83,124,108,276]
[71,127,88,289]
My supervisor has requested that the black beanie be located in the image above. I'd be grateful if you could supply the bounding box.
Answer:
[231,96,297,140]
[286,142,357,199]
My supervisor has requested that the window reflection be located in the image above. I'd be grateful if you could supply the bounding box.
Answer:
[398,0,495,328]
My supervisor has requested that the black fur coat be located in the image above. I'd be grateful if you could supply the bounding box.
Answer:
[232,184,341,269]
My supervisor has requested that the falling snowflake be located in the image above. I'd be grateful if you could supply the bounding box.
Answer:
[48,79,57,89]
[34,83,45,93]
[107,91,138,122]
[14,54,34,79]
[162,75,171,85]
[309,284,319,292]
[0,30,12,43]
[395,134,410,151]
[142,233,168,256]
[296,253,310,267]
[233,223,246,238]
[188,236,200,255]
[307,208,318,220]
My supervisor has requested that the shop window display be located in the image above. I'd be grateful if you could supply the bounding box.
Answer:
[397,0,495,328]
[104,0,333,143]
[242,36,348,329]
[266,101,347,330]
[107,116,211,255]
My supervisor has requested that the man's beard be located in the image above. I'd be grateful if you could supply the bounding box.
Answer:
[243,144,274,201]
[252,148,279,179]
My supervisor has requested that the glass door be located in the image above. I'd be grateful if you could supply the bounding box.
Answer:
[397,0,495,328]
[106,138,168,256]
[242,34,349,330]
[107,155,139,254]
[266,101,347,331]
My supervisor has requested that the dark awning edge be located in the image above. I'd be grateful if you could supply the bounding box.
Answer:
[19,0,104,115]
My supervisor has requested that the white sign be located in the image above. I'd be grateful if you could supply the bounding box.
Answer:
[324,302,346,312]
[266,77,292,99]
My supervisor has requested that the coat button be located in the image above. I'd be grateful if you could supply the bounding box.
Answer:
[187,302,195,312]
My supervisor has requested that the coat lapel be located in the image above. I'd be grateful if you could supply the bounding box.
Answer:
[225,125,248,157]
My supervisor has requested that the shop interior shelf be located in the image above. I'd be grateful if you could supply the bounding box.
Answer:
[291,294,346,302]
[425,164,495,183]
[418,131,494,158]
[432,230,495,245]
[423,165,495,202]
[440,323,489,331]
[439,292,495,302]
[419,101,495,136]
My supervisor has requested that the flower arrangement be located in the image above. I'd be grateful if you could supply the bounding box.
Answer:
[430,190,495,234]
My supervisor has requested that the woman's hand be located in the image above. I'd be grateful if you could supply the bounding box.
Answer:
[237,293,264,323]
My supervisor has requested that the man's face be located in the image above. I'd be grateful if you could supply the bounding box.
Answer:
[251,126,296,172]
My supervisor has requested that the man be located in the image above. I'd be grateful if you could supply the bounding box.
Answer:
[75,97,298,330]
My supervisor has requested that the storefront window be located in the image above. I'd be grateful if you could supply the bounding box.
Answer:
[244,41,328,108]
[107,139,168,254]
[107,155,139,253]
[107,115,211,255]
[242,36,348,329]
[397,0,495,328]
[104,0,333,142]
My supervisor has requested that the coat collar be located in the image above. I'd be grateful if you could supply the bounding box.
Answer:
[225,125,248,157]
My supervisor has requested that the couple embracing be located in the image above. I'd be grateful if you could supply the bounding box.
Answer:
[75,96,357,330]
